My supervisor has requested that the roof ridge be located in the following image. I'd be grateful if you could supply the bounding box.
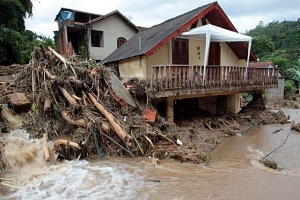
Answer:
[149,2,215,29]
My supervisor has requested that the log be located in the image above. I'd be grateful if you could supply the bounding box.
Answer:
[204,121,213,131]
[224,119,240,130]
[48,47,67,69]
[87,92,132,147]
[68,76,82,86]
[1,105,22,129]
[43,133,50,162]
[44,69,56,80]
[58,86,79,107]
[61,110,86,127]
[44,98,51,112]
[0,182,23,190]
[143,135,154,148]
[131,131,144,155]
[7,93,31,112]
[53,139,81,152]
[72,95,82,101]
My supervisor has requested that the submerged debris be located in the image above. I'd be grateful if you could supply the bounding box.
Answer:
[259,159,282,171]
[291,123,300,132]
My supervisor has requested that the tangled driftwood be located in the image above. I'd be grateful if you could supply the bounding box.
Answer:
[0,46,176,163]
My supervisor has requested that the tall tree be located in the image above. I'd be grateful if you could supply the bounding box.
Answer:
[251,35,275,59]
[0,0,33,65]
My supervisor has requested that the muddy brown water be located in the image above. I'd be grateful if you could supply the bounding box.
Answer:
[1,108,300,200]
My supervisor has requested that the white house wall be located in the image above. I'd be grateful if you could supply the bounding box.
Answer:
[89,14,137,60]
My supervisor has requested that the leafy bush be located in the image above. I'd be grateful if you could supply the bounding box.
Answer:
[242,93,253,102]
[284,80,294,91]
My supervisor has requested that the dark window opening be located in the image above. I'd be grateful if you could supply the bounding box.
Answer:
[190,20,198,29]
[201,18,207,26]
[172,39,189,64]
[117,37,127,48]
[91,30,103,47]
[208,42,220,65]
[216,95,227,115]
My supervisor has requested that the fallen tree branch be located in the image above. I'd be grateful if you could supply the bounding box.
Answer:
[0,182,22,190]
[58,86,79,107]
[48,47,67,69]
[53,139,81,152]
[68,76,82,86]
[43,133,50,162]
[44,98,51,112]
[143,135,154,148]
[88,92,132,147]
[60,110,86,127]
[1,105,22,129]
[44,69,56,80]
[204,121,213,131]
[131,131,144,155]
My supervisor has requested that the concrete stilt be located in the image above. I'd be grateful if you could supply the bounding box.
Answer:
[166,97,174,123]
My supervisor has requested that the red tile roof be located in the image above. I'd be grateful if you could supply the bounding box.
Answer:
[248,62,273,68]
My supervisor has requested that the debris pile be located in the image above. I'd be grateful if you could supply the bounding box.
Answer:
[0,46,178,164]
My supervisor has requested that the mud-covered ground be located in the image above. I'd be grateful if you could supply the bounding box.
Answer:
[156,98,298,164]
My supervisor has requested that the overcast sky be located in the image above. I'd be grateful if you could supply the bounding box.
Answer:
[25,0,300,38]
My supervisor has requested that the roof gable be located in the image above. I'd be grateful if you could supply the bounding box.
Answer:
[86,10,140,31]
[102,1,257,64]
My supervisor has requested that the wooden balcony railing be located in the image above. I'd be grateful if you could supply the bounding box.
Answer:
[150,65,279,91]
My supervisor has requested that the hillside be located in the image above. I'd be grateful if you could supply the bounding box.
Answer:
[245,20,300,73]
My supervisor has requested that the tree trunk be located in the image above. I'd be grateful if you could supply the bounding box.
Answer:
[61,110,86,127]
[58,86,79,107]
[87,92,132,147]
[53,139,81,152]
[0,105,22,129]
[43,133,50,162]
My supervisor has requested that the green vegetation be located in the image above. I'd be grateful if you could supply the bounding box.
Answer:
[245,20,300,78]
[242,93,253,102]
[246,19,300,97]
[0,0,56,65]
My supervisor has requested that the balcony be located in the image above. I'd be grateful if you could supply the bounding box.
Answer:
[150,65,279,98]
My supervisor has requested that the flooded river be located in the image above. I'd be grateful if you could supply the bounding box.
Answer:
[1,108,300,199]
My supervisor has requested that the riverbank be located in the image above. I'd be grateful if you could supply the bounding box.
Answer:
[154,103,291,164]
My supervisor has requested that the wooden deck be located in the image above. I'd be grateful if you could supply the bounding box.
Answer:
[150,65,279,98]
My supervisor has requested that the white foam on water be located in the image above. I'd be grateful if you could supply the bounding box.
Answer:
[4,160,153,200]
[247,146,264,157]
[236,132,243,137]
[247,146,300,176]
[1,130,155,199]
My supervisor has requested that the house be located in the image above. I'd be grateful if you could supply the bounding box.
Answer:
[249,62,284,103]
[101,1,279,122]
[54,8,140,61]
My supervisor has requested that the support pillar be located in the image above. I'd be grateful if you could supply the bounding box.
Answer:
[166,97,174,123]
